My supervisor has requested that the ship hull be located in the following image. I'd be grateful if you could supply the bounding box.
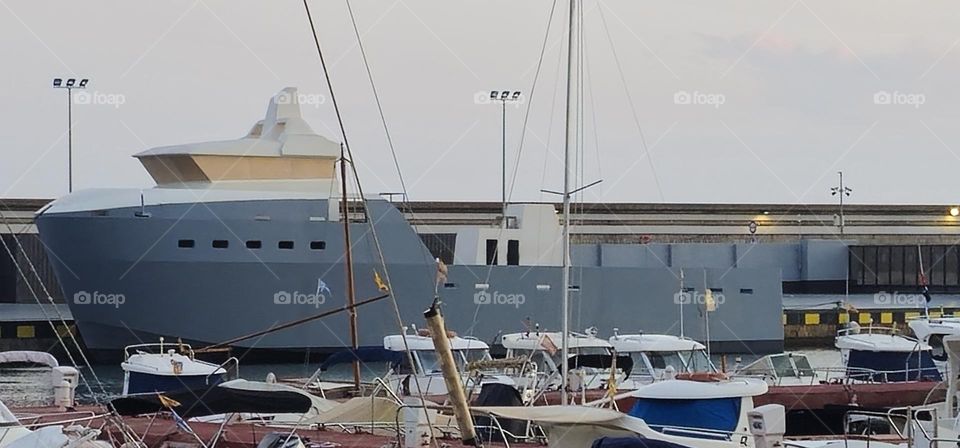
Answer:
[36,195,784,359]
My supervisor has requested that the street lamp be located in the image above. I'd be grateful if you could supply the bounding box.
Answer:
[489,90,522,229]
[830,171,852,235]
[53,77,89,193]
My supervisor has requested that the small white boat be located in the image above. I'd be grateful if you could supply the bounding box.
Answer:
[501,329,625,393]
[608,331,718,388]
[835,323,940,382]
[121,339,233,395]
[734,353,820,386]
[0,398,110,448]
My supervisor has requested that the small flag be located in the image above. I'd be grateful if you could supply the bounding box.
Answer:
[317,279,332,296]
[540,334,558,355]
[705,289,717,312]
[157,394,181,409]
[171,409,194,434]
[374,270,389,292]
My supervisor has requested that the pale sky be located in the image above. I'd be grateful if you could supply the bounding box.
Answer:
[3,1,960,204]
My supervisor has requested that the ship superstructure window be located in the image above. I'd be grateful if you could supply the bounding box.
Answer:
[418,233,456,265]
[850,244,960,291]
[212,240,229,249]
[740,288,754,294]
[246,240,262,249]
[507,240,520,265]
[485,239,498,265]
[279,241,295,250]
[178,239,194,248]
[310,241,326,250]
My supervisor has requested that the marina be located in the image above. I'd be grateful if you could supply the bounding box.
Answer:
[3,0,960,447]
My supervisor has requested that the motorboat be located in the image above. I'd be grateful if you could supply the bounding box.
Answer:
[500,329,627,395]
[0,351,78,407]
[835,323,941,382]
[121,338,235,395]
[608,331,718,388]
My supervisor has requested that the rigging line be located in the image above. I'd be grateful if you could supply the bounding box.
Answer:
[506,0,560,204]
[344,0,410,205]
[302,2,437,441]
[539,39,566,201]
[0,210,108,397]
[597,1,664,201]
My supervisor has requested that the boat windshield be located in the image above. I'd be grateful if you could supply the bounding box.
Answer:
[460,349,491,364]
[417,350,443,373]
[682,350,716,373]
[648,351,685,371]
[770,354,797,377]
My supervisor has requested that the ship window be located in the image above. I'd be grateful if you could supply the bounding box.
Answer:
[212,240,229,249]
[279,241,295,250]
[310,241,326,250]
[740,288,754,294]
[178,239,194,248]
[485,240,498,265]
[246,240,262,249]
[507,240,520,265]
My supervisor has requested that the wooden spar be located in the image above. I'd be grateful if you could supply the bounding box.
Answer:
[195,293,389,352]
[341,145,361,391]
[423,302,479,447]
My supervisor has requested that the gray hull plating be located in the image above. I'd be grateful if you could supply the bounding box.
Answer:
[35,199,783,354]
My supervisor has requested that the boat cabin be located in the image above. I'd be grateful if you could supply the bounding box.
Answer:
[835,324,941,382]
[608,333,717,386]
[735,353,818,385]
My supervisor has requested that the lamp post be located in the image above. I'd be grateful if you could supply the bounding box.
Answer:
[489,90,522,229]
[53,77,89,193]
[830,171,852,235]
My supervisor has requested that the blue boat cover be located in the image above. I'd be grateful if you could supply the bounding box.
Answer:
[591,436,694,448]
[628,397,741,434]
[320,348,404,371]
[846,350,941,382]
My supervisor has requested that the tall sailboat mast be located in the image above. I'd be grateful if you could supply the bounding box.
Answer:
[340,145,360,391]
[560,0,578,406]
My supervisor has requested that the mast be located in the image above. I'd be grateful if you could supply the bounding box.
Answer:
[560,0,578,406]
[341,144,360,391]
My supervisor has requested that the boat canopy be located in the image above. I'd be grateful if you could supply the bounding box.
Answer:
[629,378,768,399]
[846,349,941,382]
[0,351,59,368]
[501,332,612,351]
[835,331,931,352]
[609,334,706,353]
[383,334,490,352]
[111,380,315,418]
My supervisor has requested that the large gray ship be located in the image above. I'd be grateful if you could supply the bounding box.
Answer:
[35,88,784,360]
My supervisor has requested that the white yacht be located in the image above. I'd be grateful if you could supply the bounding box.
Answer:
[608,332,718,388]
[835,323,941,382]
[500,330,625,393]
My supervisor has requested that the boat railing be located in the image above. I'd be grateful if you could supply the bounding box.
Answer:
[14,410,104,428]
[740,364,939,385]
[837,325,905,337]
[123,341,195,360]
[206,356,239,384]
[843,405,940,447]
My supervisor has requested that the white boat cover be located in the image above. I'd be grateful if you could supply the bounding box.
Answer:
[0,400,19,425]
[0,351,58,368]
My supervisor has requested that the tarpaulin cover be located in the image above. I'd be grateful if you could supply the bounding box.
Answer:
[110,384,313,418]
[628,397,740,434]
[566,354,634,377]
[846,350,941,382]
[591,437,694,448]
[474,383,526,443]
[320,348,403,371]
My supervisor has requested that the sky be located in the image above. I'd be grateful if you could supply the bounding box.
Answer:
[2,0,960,205]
